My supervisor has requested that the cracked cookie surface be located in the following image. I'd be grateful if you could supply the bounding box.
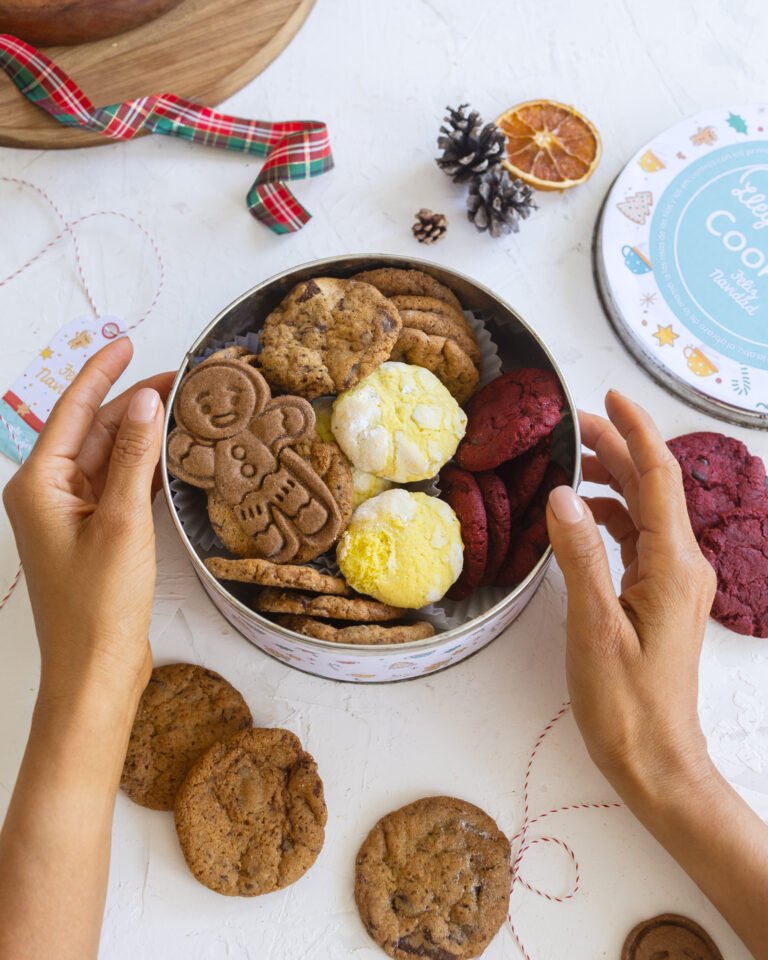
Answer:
[174,727,326,896]
[355,795,511,960]
[121,663,252,811]
[259,277,401,398]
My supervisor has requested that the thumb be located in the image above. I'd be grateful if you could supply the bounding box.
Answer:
[546,485,620,638]
[100,388,164,518]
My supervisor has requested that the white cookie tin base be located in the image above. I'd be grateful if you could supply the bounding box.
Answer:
[162,255,580,683]
[595,104,768,428]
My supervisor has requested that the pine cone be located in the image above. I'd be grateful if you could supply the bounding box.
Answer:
[467,169,537,238]
[412,208,447,244]
[436,104,505,184]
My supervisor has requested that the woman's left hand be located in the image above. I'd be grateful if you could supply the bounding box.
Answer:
[3,338,174,707]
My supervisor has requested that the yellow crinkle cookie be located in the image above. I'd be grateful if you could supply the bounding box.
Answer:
[331,362,467,483]
[337,489,463,608]
[313,396,394,508]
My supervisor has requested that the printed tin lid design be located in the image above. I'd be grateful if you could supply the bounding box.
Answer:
[594,105,768,428]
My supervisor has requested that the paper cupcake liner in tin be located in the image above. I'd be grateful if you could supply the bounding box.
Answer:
[190,331,262,366]
[594,104,768,428]
[169,478,224,554]
[467,310,503,387]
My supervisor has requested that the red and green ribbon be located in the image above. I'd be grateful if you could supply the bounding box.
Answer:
[0,34,333,234]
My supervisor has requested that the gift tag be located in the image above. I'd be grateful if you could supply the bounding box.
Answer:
[0,315,123,463]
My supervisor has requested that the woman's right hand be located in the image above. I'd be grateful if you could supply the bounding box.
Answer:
[545,390,717,799]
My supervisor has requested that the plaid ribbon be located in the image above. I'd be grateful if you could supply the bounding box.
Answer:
[0,34,333,234]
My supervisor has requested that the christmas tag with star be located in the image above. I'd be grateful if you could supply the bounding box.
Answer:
[0,316,123,463]
[594,104,768,429]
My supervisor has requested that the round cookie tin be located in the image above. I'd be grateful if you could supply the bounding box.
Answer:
[162,255,580,683]
[594,104,768,428]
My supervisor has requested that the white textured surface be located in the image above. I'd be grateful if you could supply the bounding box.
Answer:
[1,1,766,957]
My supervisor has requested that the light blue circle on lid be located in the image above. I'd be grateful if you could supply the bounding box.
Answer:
[650,142,768,370]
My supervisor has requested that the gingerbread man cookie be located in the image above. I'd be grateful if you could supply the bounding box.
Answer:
[167,356,343,563]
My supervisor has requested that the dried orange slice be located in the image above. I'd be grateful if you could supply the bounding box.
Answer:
[496,100,601,191]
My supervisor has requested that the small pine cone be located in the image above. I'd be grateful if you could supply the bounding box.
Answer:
[436,103,506,184]
[467,169,537,238]
[412,208,448,244]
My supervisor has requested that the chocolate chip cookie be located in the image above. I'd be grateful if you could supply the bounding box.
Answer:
[174,727,326,896]
[121,663,252,811]
[259,278,402,398]
[275,615,435,645]
[355,796,511,960]
[254,588,407,621]
[622,913,723,960]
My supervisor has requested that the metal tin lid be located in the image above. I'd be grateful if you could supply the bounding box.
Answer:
[594,105,768,428]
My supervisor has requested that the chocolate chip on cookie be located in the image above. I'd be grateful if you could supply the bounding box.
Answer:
[355,795,511,960]
[390,327,479,404]
[258,278,402,399]
[174,727,326,896]
[204,557,353,595]
[121,663,252,811]
[274,615,436,645]
[455,369,565,472]
[622,913,723,960]
[254,587,407,622]
[352,267,464,316]
[167,356,344,564]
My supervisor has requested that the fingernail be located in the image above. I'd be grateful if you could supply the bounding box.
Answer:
[549,485,586,524]
[128,388,160,423]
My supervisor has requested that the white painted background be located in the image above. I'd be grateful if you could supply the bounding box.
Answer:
[1,1,766,957]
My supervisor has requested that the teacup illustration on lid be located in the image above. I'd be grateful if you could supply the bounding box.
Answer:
[684,346,718,377]
[622,243,653,275]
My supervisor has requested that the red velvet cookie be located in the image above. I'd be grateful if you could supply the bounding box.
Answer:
[475,471,511,585]
[454,369,565,472]
[439,465,488,601]
[668,431,766,539]
[495,463,569,587]
[699,507,768,637]
[497,436,552,524]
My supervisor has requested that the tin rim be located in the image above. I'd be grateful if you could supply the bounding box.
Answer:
[161,254,581,655]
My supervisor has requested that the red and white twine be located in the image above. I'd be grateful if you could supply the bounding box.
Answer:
[507,702,623,959]
[0,177,165,611]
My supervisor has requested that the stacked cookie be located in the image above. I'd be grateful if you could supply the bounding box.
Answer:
[669,431,768,637]
[440,369,568,599]
[167,267,572,640]
[121,663,327,896]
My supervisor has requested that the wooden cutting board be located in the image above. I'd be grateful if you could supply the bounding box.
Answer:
[0,0,314,149]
